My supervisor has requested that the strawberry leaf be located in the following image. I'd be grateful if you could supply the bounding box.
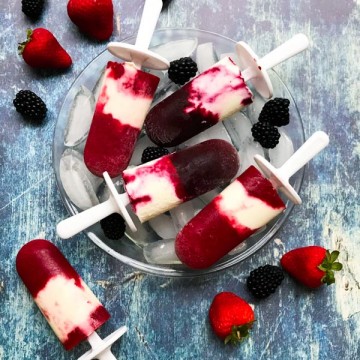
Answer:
[332,262,343,271]
[319,250,342,286]
[330,250,340,263]
[18,29,33,55]
[224,322,254,345]
[322,271,335,285]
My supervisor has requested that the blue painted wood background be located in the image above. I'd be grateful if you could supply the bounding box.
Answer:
[0,0,359,359]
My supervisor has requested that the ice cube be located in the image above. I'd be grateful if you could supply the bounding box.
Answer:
[143,238,181,265]
[196,42,218,73]
[152,82,179,106]
[145,69,165,82]
[64,86,95,147]
[93,67,106,102]
[96,182,110,204]
[125,209,151,246]
[247,93,266,121]
[250,225,267,238]
[219,52,241,68]
[170,199,202,232]
[59,149,103,210]
[198,188,219,206]
[149,214,177,239]
[237,139,265,176]
[150,38,198,62]
[269,129,294,167]
[228,241,247,256]
[179,122,232,149]
[224,112,253,150]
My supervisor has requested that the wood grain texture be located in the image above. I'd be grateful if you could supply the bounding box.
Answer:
[0,0,359,359]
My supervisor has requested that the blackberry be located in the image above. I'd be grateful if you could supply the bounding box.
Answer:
[162,0,173,10]
[247,265,284,299]
[100,213,126,240]
[141,146,169,163]
[21,0,45,19]
[259,98,290,127]
[251,122,280,149]
[13,90,47,121]
[168,57,198,85]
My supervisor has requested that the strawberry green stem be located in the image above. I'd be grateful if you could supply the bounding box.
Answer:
[318,250,343,285]
[224,321,254,345]
[18,29,33,55]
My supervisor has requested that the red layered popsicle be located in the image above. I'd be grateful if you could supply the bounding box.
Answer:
[123,139,239,223]
[145,57,253,147]
[16,239,110,350]
[84,61,159,178]
[175,166,286,269]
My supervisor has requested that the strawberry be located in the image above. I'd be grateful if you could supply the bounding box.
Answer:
[280,246,342,288]
[67,0,114,41]
[209,292,255,345]
[18,28,72,69]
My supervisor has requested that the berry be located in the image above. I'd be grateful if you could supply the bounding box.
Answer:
[21,0,45,19]
[13,90,47,121]
[259,98,290,127]
[67,0,114,41]
[209,292,255,345]
[100,213,126,240]
[168,57,198,85]
[18,28,72,69]
[162,0,173,10]
[251,121,280,149]
[281,246,343,288]
[141,146,169,163]
[247,265,284,299]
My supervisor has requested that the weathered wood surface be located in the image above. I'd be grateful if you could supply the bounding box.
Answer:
[0,0,359,359]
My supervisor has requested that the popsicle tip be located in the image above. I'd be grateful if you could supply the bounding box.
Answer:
[56,223,68,239]
[313,131,329,145]
[292,33,310,48]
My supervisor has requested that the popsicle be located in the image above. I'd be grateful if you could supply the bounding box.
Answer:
[175,131,329,269]
[145,56,253,147]
[16,239,127,359]
[175,166,285,268]
[57,139,239,239]
[144,34,309,147]
[84,62,160,177]
[84,0,169,178]
[123,138,239,222]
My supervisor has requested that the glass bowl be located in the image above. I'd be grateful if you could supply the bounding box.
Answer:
[53,28,305,277]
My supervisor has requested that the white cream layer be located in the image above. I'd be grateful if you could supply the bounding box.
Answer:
[35,275,103,343]
[217,180,284,231]
[185,57,252,120]
[124,159,182,223]
[99,62,153,129]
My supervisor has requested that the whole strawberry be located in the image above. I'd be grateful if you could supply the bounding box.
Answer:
[209,292,255,345]
[67,0,114,41]
[280,246,342,288]
[18,28,72,69]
